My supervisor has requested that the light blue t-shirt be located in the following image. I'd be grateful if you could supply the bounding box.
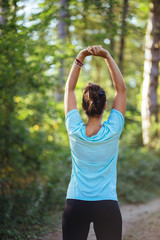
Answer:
[65,108,125,201]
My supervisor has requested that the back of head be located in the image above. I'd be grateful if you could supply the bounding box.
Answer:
[82,82,106,117]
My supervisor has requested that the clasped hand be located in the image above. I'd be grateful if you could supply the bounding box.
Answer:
[80,45,109,58]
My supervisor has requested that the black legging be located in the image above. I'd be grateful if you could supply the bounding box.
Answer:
[62,199,122,240]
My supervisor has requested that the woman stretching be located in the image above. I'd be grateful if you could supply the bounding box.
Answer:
[63,45,126,240]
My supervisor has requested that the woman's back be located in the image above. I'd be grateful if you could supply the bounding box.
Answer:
[65,108,124,201]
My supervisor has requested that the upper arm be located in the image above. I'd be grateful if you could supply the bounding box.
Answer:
[64,85,77,118]
[112,90,126,118]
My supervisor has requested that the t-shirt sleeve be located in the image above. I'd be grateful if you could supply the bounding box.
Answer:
[103,109,125,137]
[65,109,83,135]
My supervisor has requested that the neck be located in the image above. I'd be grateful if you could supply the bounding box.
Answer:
[86,115,103,126]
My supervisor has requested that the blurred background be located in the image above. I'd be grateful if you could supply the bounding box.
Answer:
[0,0,160,239]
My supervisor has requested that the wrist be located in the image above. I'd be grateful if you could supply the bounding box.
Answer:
[104,50,111,59]
[104,50,110,59]
[76,51,85,63]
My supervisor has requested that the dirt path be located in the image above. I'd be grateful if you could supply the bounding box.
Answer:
[121,198,160,236]
[43,198,160,240]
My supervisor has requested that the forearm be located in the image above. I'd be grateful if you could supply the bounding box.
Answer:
[104,53,126,92]
[65,52,85,90]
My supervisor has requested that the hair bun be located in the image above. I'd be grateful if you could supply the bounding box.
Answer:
[88,83,99,105]
[93,98,98,105]
[82,82,106,117]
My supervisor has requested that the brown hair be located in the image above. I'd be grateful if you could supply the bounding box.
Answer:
[82,82,106,117]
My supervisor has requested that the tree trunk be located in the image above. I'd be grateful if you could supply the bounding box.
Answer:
[108,0,115,88]
[82,0,88,43]
[119,0,129,73]
[0,0,10,162]
[0,0,9,35]
[141,0,160,145]
[0,0,10,230]
[109,0,115,58]
[55,0,68,102]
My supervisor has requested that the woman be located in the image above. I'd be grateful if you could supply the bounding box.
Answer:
[63,45,126,240]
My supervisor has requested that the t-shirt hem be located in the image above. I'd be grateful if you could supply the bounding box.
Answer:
[66,196,118,201]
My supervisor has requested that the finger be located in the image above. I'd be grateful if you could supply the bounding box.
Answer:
[94,46,98,54]
[88,50,94,55]
[87,46,92,52]
[97,45,102,52]
[92,45,102,49]
[88,46,94,54]
[91,46,98,55]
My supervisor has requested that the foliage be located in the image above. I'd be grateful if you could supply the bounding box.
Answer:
[118,144,160,204]
[117,119,160,203]
[148,118,160,149]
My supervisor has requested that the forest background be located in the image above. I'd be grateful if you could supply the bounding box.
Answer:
[0,0,160,239]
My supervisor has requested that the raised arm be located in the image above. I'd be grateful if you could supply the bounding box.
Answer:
[104,52,126,118]
[64,47,92,117]
[88,45,126,118]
